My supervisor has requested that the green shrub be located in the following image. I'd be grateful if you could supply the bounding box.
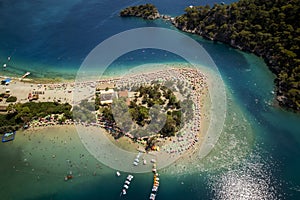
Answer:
[6,96,17,102]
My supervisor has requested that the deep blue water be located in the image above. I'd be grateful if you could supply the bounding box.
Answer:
[0,0,300,199]
[0,0,236,78]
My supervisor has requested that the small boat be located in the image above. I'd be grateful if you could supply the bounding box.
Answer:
[143,159,147,165]
[122,189,127,195]
[125,180,130,185]
[64,174,73,181]
[116,171,121,176]
[3,63,6,68]
[123,184,129,189]
[133,161,138,166]
[152,186,158,192]
[127,175,133,181]
[2,131,16,142]
[149,193,156,200]
[22,72,30,79]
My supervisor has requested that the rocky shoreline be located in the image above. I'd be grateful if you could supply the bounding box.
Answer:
[120,4,160,20]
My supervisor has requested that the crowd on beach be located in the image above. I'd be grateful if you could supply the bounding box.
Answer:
[2,66,210,159]
[111,67,208,156]
[29,114,75,128]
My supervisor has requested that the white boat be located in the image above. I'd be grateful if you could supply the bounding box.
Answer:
[123,184,129,189]
[116,171,121,176]
[3,64,6,68]
[125,180,130,185]
[128,174,133,178]
[149,193,156,200]
[143,159,147,165]
[22,72,30,79]
[133,161,138,166]
[152,186,158,192]
[134,158,139,162]
[122,189,127,195]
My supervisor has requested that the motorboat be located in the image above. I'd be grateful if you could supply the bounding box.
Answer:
[2,131,16,142]
[125,180,130,185]
[149,193,156,200]
[22,72,30,79]
[116,171,121,176]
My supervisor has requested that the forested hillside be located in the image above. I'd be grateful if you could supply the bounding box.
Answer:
[173,0,300,111]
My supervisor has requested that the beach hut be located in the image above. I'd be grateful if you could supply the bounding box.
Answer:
[118,90,128,98]
[96,83,115,92]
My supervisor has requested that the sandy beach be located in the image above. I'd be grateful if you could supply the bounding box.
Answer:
[1,63,214,173]
[0,77,74,106]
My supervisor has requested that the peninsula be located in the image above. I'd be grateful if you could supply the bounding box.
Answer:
[89,67,207,153]
[0,65,209,157]
[120,4,160,20]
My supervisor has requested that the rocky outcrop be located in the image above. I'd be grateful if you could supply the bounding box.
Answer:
[120,4,160,20]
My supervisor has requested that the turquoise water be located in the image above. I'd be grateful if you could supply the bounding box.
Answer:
[0,0,300,199]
